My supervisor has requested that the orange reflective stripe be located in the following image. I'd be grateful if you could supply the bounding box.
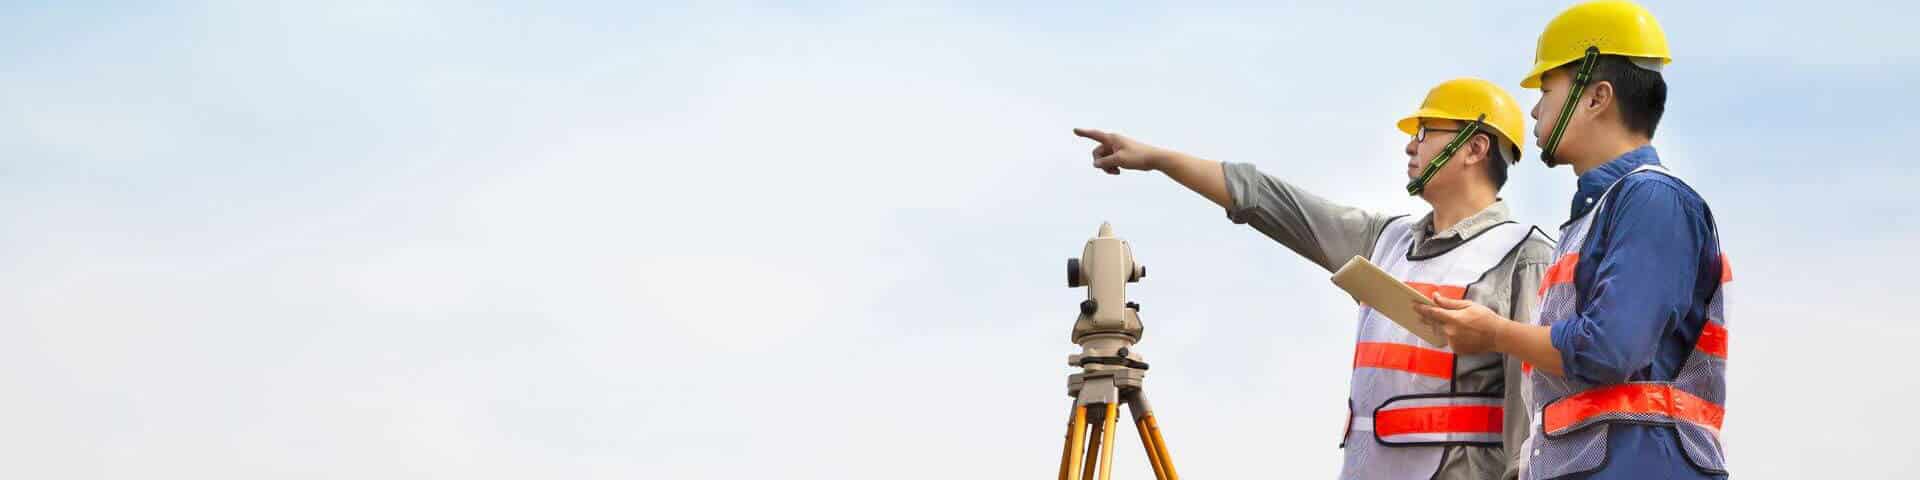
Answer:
[1719,254,1733,283]
[1353,342,1454,379]
[1539,253,1579,296]
[1543,383,1725,435]
[1377,405,1503,436]
[1696,322,1728,358]
[1406,282,1466,301]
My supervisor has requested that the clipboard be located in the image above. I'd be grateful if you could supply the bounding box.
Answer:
[1329,255,1448,347]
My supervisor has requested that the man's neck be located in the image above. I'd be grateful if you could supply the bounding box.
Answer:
[1568,132,1653,176]
[1425,187,1498,234]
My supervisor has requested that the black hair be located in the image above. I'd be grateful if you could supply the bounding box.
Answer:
[1480,132,1510,191]
[1586,54,1668,138]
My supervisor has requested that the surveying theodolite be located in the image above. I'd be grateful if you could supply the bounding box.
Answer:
[1057,222,1179,480]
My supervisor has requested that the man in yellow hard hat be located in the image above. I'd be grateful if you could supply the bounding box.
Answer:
[1415,2,1731,479]
[1074,77,1554,479]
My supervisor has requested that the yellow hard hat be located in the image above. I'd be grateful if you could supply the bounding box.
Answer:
[1520,0,1671,88]
[1395,77,1526,162]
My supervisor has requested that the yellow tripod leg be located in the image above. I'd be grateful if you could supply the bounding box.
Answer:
[1060,405,1087,480]
[1126,391,1179,480]
[1095,402,1119,480]
[1079,404,1105,480]
[1141,414,1179,480]
[1135,415,1167,479]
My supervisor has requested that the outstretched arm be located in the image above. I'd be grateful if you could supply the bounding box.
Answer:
[1074,128,1230,207]
[1072,128,1395,271]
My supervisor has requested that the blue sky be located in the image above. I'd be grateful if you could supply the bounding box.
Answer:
[2,1,1915,478]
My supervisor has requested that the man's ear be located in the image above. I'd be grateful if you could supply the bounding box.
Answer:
[1462,133,1490,166]
[1585,80,1615,119]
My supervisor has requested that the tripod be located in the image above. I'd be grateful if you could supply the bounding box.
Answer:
[1057,223,1180,480]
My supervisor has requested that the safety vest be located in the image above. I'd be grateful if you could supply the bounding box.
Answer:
[1521,165,1730,479]
[1341,216,1535,479]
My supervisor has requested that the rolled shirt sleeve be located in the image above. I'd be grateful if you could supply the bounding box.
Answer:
[1221,162,1396,272]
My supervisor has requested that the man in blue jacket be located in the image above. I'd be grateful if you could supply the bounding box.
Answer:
[1415,2,1731,479]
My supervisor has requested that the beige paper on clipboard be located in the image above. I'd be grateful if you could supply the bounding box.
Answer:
[1329,255,1448,347]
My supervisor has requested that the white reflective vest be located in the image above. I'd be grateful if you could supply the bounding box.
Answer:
[1341,216,1535,479]
[1520,165,1730,479]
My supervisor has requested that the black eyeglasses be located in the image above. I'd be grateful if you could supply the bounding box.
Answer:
[1414,124,1463,144]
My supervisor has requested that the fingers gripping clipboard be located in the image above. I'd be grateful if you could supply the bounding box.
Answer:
[1329,256,1448,347]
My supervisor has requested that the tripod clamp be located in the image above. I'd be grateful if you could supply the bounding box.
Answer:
[1071,347,1150,370]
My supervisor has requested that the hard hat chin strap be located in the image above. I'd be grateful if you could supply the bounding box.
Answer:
[1406,114,1486,196]
[1541,47,1602,167]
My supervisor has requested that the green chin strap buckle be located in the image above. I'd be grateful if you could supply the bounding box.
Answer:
[1541,47,1602,167]
[1405,114,1487,196]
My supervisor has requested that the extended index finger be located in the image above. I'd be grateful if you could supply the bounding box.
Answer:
[1072,128,1111,144]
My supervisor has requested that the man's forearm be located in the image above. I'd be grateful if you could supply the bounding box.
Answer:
[1154,150,1232,208]
[1497,322,1565,376]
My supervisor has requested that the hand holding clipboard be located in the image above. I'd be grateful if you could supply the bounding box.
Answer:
[1329,256,1450,347]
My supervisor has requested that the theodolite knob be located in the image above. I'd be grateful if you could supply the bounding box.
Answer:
[1080,299,1097,316]
[1126,301,1139,312]
[1067,258,1084,287]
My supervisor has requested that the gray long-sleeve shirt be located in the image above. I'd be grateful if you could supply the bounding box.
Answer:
[1221,162,1555,480]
